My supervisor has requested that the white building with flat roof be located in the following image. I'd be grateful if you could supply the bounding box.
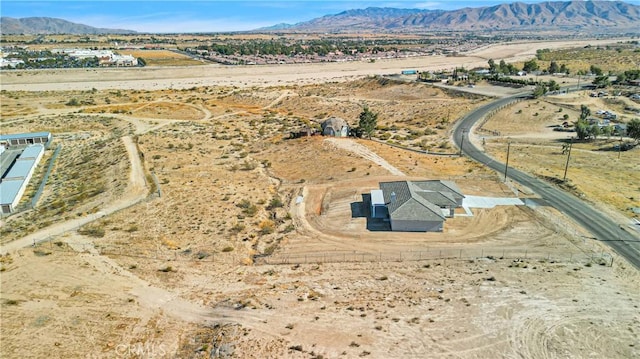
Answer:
[0,144,45,214]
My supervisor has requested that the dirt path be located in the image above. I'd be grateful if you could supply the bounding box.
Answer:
[324,138,406,176]
[0,136,147,254]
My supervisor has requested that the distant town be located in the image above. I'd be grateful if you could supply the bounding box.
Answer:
[0,47,141,69]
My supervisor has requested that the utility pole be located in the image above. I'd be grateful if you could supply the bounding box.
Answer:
[563,138,573,182]
[618,133,623,159]
[504,141,511,181]
[459,128,466,157]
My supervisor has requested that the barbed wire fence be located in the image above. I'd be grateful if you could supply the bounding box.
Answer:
[255,248,612,267]
[29,238,613,268]
[476,98,525,137]
[30,240,241,266]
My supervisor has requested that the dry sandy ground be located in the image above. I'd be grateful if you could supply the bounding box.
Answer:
[0,38,626,92]
[1,39,639,359]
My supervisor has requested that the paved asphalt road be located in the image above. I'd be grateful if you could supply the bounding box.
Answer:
[453,93,640,270]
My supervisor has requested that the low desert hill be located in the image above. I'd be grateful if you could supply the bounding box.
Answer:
[268,1,640,32]
[0,17,136,35]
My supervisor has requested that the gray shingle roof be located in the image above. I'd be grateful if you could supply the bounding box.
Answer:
[380,181,445,222]
[412,180,464,201]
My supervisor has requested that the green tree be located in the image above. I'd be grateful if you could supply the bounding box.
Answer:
[532,83,547,98]
[358,106,378,139]
[579,105,591,121]
[488,59,497,73]
[590,65,603,76]
[499,59,508,74]
[548,61,560,74]
[574,120,590,141]
[523,59,539,72]
[628,118,640,143]
[547,80,560,91]
[593,75,610,88]
[588,124,602,141]
[559,63,569,74]
[602,125,613,140]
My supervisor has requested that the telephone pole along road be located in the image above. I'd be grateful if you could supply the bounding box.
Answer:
[453,93,640,270]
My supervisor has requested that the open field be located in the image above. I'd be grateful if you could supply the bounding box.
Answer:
[122,49,206,67]
[1,39,640,358]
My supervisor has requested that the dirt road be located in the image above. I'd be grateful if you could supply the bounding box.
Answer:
[324,138,405,176]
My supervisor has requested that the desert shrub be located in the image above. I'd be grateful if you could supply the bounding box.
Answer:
[66,98,80,106]
[241,160,256,171]
[259,220,275,235]
[229,223,245,233]
[236,200,258,217]
[264,244,277,255]
[222,246,234,252]
[282,224,295,233]
[78,224,105,238]
[267,196,284,210]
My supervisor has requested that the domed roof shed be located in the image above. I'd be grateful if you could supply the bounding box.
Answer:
[321,117,349,137]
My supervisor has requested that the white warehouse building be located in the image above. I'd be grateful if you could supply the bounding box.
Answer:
[0,144,45,214]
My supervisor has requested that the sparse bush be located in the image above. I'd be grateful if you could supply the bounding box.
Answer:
[236,200,258,217]
[78,224,105,238]
[241,160,256,171]
[222,246,234,252]
[282,224,295,233]
[259,220,275,235]
[267,196,284,210]
[66,98,80,106]
[264,244,277,255]
[3,299,20,306]
[230,223,245,233]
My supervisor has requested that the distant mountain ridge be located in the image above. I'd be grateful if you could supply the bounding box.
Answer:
[0,17,136,35]
[263,1,640,32]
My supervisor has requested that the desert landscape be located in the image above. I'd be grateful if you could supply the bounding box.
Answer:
[1,32,640,359]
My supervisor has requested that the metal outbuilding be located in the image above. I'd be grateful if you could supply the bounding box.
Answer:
[0,144,45,214]
[0,132,52,147]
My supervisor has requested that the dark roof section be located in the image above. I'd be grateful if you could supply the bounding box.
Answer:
[380,181,445,222]
[412,180,464,205]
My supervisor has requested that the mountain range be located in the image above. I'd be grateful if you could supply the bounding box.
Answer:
[262,1,640,32]
[0,17,136,35]
[1,1,640,35]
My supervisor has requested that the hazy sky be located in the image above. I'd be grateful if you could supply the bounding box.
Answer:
[3,0,640,33]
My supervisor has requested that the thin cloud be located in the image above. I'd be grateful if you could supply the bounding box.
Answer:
[411,2,444,9]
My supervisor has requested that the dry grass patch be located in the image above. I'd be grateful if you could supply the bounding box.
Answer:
[484,96,640,217]
[124,50,205,66]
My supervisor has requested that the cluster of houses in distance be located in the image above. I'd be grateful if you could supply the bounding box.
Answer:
[0,47,138,68]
